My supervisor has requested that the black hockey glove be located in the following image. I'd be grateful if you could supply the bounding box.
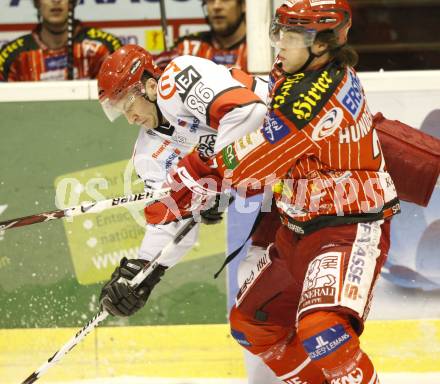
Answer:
[99,257,167,317]
[200,194,233,225]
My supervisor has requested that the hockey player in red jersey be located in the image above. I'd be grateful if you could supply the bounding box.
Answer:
[154,0,247,71]
[0,0,121,81]
[96,15,440,382]
[147,1,402,383]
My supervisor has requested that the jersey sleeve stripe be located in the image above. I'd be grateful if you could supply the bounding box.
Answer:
[229,67,257,91]
[206,86,265,129]
[231,135,313,184]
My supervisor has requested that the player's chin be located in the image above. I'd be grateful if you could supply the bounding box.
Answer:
[141,117,156,131]
[211,23,229,35]
[46,17,69,27]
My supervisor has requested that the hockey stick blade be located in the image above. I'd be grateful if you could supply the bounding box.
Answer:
[0,189,169,232]
[20,218,196,384]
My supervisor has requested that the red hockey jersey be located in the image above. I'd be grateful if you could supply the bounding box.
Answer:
[215,60,400,234]
[0,22,121,81]
[154,31,247,71]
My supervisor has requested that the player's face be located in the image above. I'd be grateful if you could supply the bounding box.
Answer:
[277,48,310,74]
[39,0,69,26]
[123,78,159,130]
[276,31,313,73]
[123,96,159,130]
[206,0,244,37]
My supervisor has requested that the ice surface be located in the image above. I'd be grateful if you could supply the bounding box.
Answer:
[50,373,440,384]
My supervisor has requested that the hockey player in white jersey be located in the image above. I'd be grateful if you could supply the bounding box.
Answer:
[96,46,265,309]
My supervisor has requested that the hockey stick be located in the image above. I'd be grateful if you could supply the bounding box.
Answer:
[0,189,170,232]
[159,0,169,51]
[66,0,75,80]
[20,217,198,384]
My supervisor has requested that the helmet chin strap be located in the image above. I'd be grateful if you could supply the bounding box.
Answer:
[296,45,329,73]
[297,47,317,73]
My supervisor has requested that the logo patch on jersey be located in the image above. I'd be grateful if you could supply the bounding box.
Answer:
[222,144,239,169]
[165,149,182,170]
[277,67,343,130]
[330,368,364,384]
[262,113,290,144]
[190,117,200,133]
[236,249,272,306]
[312,107,343,141]
[272,73,304,109]
[0,37,25,72]
[45,55,67,71]
[152,139,171,159]
[302,324,351,360]
[212,53,237,66]
[175,65,215,115]
[336,69,365,119]
[338,108,373,144]
[197,134,216,158]
[292,70,334,122]
[158,61,181,100]
[175,65,202,101]
[235,130,265,160]
[231,329,252,347]
[298,252,341,315]
[341,221,382,316]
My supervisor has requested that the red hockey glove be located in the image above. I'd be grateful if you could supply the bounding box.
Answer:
[144,152,222,225]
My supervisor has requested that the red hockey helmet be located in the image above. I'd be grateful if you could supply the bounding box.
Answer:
[97,44,162,122]
[270,0,352,48]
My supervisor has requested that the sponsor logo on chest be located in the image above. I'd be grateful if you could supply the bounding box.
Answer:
[175,65,202,100]
[212,53,237,65]
[151,140,171,159]
[339,108,373,144]
[337,69,365,119]
[175,65,215,114]
[292,70,334,121]
[45,55,67,71]
[272,73,304,108]
[312,107,344,141]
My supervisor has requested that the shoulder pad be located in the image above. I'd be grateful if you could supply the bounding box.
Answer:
[0,33,37,79]
[78,26,122,53]
[273,63,345,130]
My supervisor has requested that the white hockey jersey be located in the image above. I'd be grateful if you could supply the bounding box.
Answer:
[133,55,268,266]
